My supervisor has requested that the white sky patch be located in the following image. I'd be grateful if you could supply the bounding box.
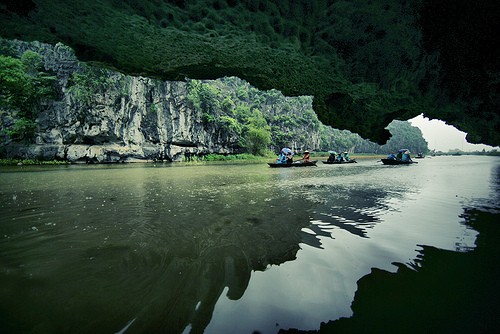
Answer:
[408,114,499,152]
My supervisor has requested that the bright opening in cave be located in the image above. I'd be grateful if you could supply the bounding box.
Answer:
[408,114,500,153]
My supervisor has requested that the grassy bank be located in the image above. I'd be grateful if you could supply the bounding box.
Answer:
[182,153,274,164]
[0,153,386,166]
[0,159,70,166]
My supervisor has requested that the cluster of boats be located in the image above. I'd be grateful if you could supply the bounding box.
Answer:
[269,148,421,167]
[268,149,356,168]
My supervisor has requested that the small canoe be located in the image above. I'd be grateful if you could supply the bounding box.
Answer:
[322,159,357,164]
[381,159,416,165]
[268,160,318,168]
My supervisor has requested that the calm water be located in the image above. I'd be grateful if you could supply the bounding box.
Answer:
[1,156,499,334]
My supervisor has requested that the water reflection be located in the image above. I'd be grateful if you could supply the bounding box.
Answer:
[205,157,496,333]
[310,187,394,239]
[281,207,500,334]
[0,157,498,334]
[0,164,316,333]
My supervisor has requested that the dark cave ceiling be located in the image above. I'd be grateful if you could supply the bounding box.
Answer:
[1,0,498,146]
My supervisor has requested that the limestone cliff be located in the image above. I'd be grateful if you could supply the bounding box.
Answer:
[2,40,241,162]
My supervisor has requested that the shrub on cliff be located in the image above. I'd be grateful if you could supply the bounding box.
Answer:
[0,51,57,142]
[67,64,113,105]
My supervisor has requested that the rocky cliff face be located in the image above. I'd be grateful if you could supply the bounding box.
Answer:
[3,41,241,162]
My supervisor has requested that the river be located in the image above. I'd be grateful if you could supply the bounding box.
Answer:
[1,156,499,334]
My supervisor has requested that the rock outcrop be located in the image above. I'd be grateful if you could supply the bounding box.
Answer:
[2,41,241,162]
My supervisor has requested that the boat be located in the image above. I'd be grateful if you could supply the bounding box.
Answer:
[268,160,318,168]
[322,159,357,164]
[381,149,417,165]
[381,159,416,165]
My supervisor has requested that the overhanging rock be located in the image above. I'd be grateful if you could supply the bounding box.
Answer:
[1,0,498,146]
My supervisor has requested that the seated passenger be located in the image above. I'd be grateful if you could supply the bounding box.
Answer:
[276,152,287,164]
[327,152,336,162]
[387,153,397,160]
[301,150,311,162]
[343,152,350,161]
[402,151,412,162]
[286,153,293,164]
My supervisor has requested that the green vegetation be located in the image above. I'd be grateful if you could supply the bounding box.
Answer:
[242,108,271,155]
[4,118,36,141]
[0,159,69,166]
[0,48,56,142]
[187,78,274,156]
[197,153,271,162]
[186,77,429,156]
[67,64,113,105]
[382,121,428,154]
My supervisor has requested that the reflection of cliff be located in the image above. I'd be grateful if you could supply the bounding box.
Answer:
[117,189,312,334]
[279,208,500,334]
[121,198,312,334]
[121,246,253,334]
[130,208,311,334]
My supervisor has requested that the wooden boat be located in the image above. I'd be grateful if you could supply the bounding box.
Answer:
[322,159,357,164]
[268,160,318,168]
[381,159,416,165]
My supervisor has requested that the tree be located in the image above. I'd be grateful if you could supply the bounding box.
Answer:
[0,51,56,142]
[242,109,271,155]
[68,64,112,105]
[0,55,32,113]
[382,120,429,154]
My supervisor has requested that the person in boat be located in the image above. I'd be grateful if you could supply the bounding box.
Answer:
[276,152,287,164]
[343,152,350,161]
[396,151,403,160]
[336,153,343,162]
[299,150,311,163]
[286,152,293,164]
[402,150,412,162]
[327,152,336,162]
[387,153,397,160]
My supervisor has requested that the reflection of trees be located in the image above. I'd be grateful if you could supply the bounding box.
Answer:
[123,196,312,334]
[128,203,312,334]
[121,245,252,334]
